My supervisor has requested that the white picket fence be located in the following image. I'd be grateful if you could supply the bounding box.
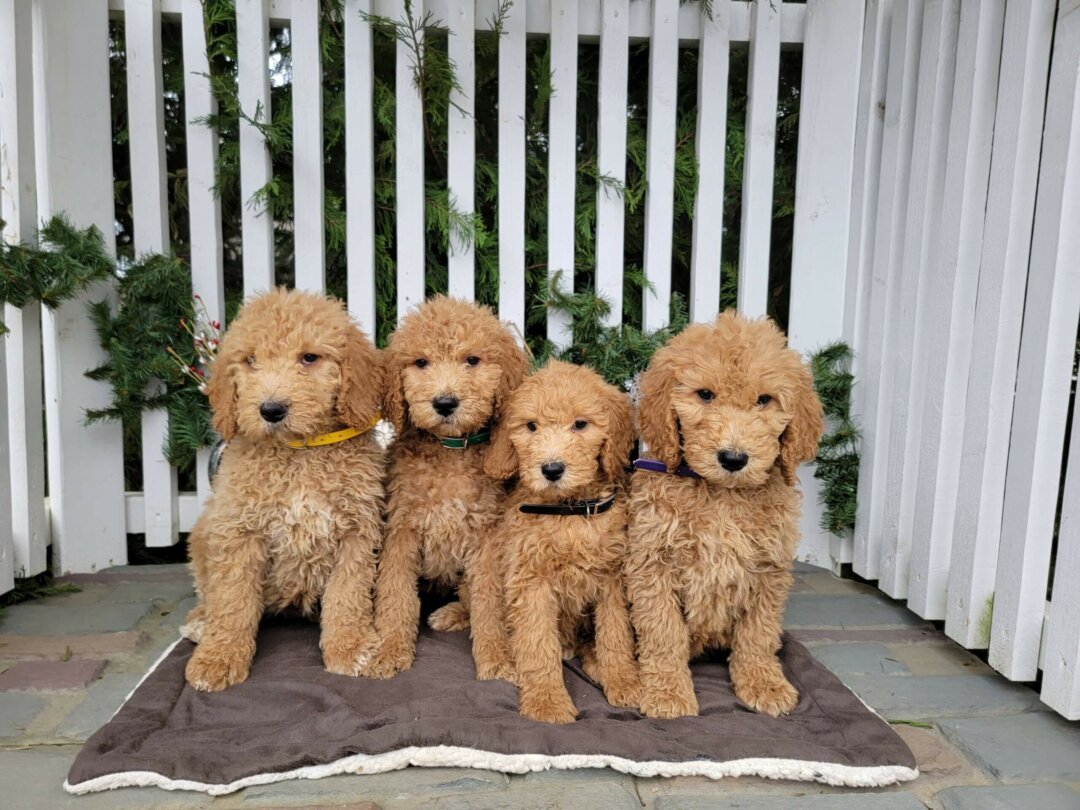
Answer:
[0,0,1077,719]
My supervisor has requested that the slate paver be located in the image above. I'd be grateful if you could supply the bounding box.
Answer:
[0,600,154,635]
[56,672,142,741]
[0,658,106,691]
[886,642,991,676]
[0,691,48,741]
[0,630,146,659]
[805,643,909,675]
[938,713,1080,782]
[784,595,927,628]
[651,791,926,809]
[842,674,1046,719]
[936,783,1080,810]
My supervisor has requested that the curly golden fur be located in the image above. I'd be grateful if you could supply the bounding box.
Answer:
[625,311,823,717]
[363,296,530,680]
[182,288,386,691]
[485,360,640,723]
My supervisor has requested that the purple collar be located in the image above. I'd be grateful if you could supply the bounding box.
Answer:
[632,458,702,479]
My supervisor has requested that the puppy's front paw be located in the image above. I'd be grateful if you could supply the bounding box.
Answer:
[359,642,414,679]
[322,629,379,677]
[185,645,252,692]
[603,673,642,708]
[638,682,699,718]
[428,601,471,632]
[475,656,516,683]
[737,674,799,717]
[519,687,578,724]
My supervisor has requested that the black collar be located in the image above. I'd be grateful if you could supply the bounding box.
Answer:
[519,493,617,517]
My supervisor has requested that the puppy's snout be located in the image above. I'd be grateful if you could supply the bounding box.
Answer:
[718,449,749,472]
[432,395,459,417]
[259,400,289,424]
[541,462,566,482]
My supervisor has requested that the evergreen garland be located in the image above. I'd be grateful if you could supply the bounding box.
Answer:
[810,342,860,536]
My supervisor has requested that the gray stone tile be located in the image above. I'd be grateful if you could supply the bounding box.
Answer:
[938,713,1080,781]
[652,792,925,809]
[0,600,154,635]
[0,692,48,741]
[784,595,926,628]
[0,747,205,809]
[806,643,909,675]
[55,672,141,741]
[842,675,1045,720]
[237,767,509,806]
[936,784,1080,810]
[419,770,639,810]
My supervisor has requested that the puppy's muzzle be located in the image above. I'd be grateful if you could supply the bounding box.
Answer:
[260,400,289,424]
[717,449,749,472]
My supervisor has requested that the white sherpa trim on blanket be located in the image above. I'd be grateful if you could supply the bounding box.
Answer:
[65,746,918,796]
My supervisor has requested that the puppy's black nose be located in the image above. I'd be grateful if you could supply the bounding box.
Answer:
[718,450,749,472]
[541,462,566,482]
[259,401,289,424]
[432,396,459,417]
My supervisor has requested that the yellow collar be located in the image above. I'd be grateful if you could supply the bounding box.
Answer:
[283,413,382,448]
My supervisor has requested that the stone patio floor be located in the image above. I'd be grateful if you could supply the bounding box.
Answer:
[1,562,1079,809]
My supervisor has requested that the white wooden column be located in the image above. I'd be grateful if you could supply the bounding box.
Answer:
[497,0,526,330]
[1,0,48,578]
[345,0,377,335]
[447,0,475,300]
[595,0,628,327]
[291,0,326,292]
[236,0,275,297]
[945,0,1056,649]
[34,0,126,573]
[736,0,779,319]
[688,0,729,325]
[787,0,865,568]
[546,0,577,347]
[991,0,1080,682]
[0,339,10,592]
[395,0,425,320]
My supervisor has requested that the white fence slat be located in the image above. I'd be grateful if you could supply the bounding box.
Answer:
[640,0,678,332]
[787,0,865,568]
[395,0,425,320]
[876,0,959,598]
[446,0,475,300]
[907,0,1003,618]
[0,337,12,592]
[497,0,526,330]
[595,0,628,328]
[236,0,275,297]
[688,0,729,325]
[126,491,200,534]
[1,0,49,578]
[345,0,377,335]
[126,0,181,548]
[990,0,1080,682]
[945,0,1056,649]
[735,0,779,319]
[291,0,326,292]
[852,0,923,580]
[546,0,576,347]
[35,0,127,573]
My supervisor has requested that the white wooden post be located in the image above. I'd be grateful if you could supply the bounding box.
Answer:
[1,0,48,578]
[447,0,475,300]
[395,0,425,320]
[945,0,1056,649]
[736,0,779,319]
[126,0,181,548]
[546,0,576,348]
[292,0,326,293]
[852,0,923,581]
[595,0,628,328]
[34,0,127,573]
[497,0,526,330]
[236,0,275,297]
[990,0,1080,682]
[0,326,11,592]
[787,0,864,568]
[641,0,678,332]
[345,0,377,335]
[906,0,1004,618]
[688,0,729,325]
[876,0,960,598]
[182,0,226,506]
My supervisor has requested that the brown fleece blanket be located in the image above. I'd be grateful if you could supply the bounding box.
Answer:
[65,618,917,795]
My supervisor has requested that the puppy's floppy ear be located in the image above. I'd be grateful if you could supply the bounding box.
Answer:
[778,361,825,486]
[206,336,241,442]
[492,326,530,425]
[380,338,409,434]
[483,422,519,480]
[337,324,385,430]
[599,383,635,484]
[636,348,681,468]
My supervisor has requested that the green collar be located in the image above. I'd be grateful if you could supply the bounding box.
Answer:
[439,427,492,449]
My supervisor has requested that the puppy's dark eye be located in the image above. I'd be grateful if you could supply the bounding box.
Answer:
[697,389,714,402]
[526,421,537,432]
[757,394,773,407]
[300,353,319,366]
[246,355,256,367]
[573,419,587,431]
[465,355,480,366]
[415,358,428,369]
